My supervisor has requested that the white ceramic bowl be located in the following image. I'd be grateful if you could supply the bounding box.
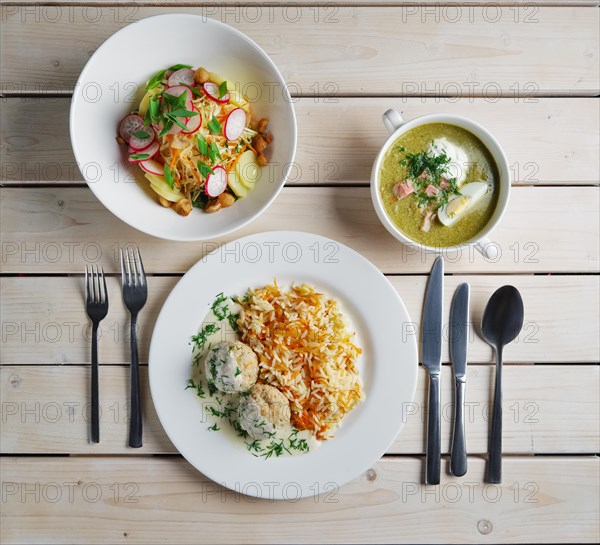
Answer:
[70,14,297,241]
[371,110,510,260]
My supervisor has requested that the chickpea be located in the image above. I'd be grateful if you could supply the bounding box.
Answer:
[173,198,192,216]
[205,200,222,213]
[157,195,172,208]
[218,192,235,208]
[252,134,267,153]
[116,136,125,145]
[257,154,268,167]
[256,118,269,134]
[194,67,210,85]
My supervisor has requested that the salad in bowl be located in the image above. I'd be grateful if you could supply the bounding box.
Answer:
[118,64,272,216]
[70,14,296,241]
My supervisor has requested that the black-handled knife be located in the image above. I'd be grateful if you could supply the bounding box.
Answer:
[450,282,470,477]
[422,256,444,485]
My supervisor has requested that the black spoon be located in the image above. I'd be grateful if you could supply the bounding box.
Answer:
[481,285,524,484]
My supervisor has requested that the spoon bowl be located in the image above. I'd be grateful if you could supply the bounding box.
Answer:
[481,285,524,484]
[482,285,525,350]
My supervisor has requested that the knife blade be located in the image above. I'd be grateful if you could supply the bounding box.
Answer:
[450,282,470,477]
[422,255,443,485]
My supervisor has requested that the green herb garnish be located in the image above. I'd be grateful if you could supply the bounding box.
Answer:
[132,130,151,139]
[288,429,309,452]
[147,69,167,90]
[227,312,240,332]
[168,109,197,119]
[191,322,220,352]
[208,423,221,432]
[207,115,221,135]
[259,439,291,459]
[168,64,193,71]
[246,440,262,453]
[197,134,209,157]
[197,160,214,179]
[399,147,461,211]
[209,141,222,163]
[211,293,228,320]
[144,97,161,126]
[129,153,150,161]
[185,378,205,398]
[163,164,175,189]
[218,81,229,99]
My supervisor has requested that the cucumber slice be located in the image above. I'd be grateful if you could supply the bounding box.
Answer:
[145,173,182,202]
[235,150,260,189]
[227,169,248,198]
[208,72,225,85]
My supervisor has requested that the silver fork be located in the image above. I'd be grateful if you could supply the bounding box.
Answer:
[120,246,148,448]
[84,265,108,444]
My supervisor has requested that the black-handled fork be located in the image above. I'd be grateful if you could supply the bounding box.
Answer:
[120,247,148,448]
[84,265,108,443]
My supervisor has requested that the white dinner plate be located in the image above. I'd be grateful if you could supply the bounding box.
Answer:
[149,231,418,499]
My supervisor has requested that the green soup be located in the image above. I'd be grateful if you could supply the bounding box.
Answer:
[378,123,499,247]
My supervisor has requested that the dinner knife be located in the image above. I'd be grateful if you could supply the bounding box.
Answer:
[450,282,470,477]
[422,256,444,485]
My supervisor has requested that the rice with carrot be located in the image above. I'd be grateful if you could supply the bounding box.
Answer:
[236,282,364,440]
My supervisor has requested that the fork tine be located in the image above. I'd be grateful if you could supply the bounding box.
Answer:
[128,249,134,286]
[92,264,99,303]
[120,248,127,286]
[129,246,139,288]
[136,247,146,287]
[101,266,108,305]
[85,265,90,303]
[123,248,132,286]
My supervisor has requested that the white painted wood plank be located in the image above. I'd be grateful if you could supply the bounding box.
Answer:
[3,1,596,5]
[1,275,598,365]
[1,7,598,95]
[2,98,598,185]
[1,187,598,274]
[1,456,598,544]
[1,365,597,455]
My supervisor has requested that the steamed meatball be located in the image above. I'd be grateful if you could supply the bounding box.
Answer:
[204,341,258,394]
[237,384,291,440]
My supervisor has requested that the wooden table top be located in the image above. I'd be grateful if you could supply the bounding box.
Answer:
[1,1,598,543]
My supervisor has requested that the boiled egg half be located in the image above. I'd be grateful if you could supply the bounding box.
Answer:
[438,181,489,227]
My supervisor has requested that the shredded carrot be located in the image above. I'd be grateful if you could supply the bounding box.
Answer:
[226,145,248,172]
[170,148,181,169]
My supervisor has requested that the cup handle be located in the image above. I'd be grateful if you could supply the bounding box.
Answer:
[382,109,404,134]
[474,236,500,261]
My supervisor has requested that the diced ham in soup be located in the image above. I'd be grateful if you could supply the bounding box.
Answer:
[393,179,415,200]
[425,184,440,197]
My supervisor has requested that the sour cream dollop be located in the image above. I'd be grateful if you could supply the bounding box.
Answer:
[428,138,470,186]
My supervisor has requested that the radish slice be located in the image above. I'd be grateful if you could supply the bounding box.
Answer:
[128,141,159,163]
[168,68,195,88]
[181,109,202,134]
[128,127,155,151]
[224,108,247,141]
[167,122,183,136]
[203,82,229,104]
[139,159,164,176]
[164,85,193,111]
[118,114,144,143]
[205,166,228,197]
